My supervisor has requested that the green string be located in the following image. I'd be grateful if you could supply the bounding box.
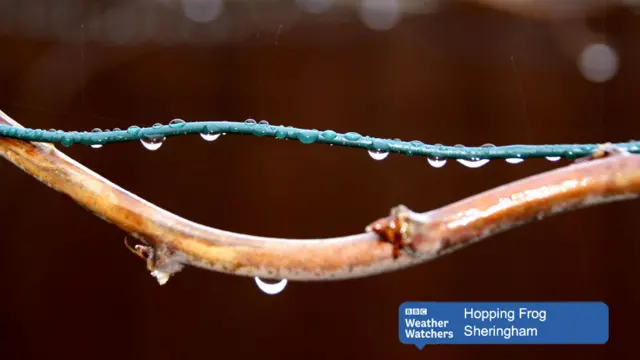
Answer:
[0,119,637,160]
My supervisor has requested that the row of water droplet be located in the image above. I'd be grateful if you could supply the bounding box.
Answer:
[87,118,224,150]
[369,142,561,167]
[84,118,565,165]
[425,155,560,168]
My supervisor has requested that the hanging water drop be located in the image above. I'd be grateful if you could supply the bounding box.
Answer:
[368,149,389,160]
[258,120,269,125]
[90,128,103,149]
[140,136,165,151]
[152,123,163,129]
[546,156,561,162]
[169,118,186,128]
[427,157,446,168]
[427,143,446,168]
[457,158,490,168]
[200,132,220,141]
[506,158,524,164]
[454,143,491,168]
[245,118,257,125]
[254,277,288,295]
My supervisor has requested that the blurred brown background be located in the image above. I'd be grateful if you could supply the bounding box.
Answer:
[0,0,639,359]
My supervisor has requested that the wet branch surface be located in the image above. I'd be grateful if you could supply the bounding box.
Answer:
[1,109,639,284]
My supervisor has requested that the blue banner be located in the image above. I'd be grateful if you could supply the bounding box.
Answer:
[399,302,608,348]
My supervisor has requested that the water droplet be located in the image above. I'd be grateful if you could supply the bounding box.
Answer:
[113,127,122,131]
[546,156,561,162]
[428,157,446,168]
[151,270,171,285]
[200,132,220,141]
[297,130,319,144]
[372,139,390,151]
[245,118,257,126]
[506,158,524,164]
[127,126,140,135]
[152,123,163,129]
[258,120,269,125]
[140,136,165,151]
[251,125,269,137]
[454,144,490,168]
[275,128,287,139]
[169,118,186,128]
[345,132,361,141]
[368,150,389,160]
[368,139,390,160]
[254,277,287,295]
[321,130,337,140]
[61,136,73,147]
[91,128,103,148]
[457,159,489,168]
[428,143,446,167]
[48,128,56,132]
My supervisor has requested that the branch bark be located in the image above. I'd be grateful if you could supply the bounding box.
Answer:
[1,109,638,284]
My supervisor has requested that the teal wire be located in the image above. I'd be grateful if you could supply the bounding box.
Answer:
[0,120,638,160]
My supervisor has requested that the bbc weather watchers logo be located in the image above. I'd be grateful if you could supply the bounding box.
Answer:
[405,307,428,316]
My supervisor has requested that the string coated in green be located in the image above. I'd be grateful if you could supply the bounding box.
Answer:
[0,119,638,160]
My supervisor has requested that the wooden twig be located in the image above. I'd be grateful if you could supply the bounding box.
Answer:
[1,109,638,284]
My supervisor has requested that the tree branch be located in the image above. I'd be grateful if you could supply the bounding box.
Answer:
[1,109,638,284]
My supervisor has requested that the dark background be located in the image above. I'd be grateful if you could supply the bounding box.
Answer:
[0,0,638,359]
